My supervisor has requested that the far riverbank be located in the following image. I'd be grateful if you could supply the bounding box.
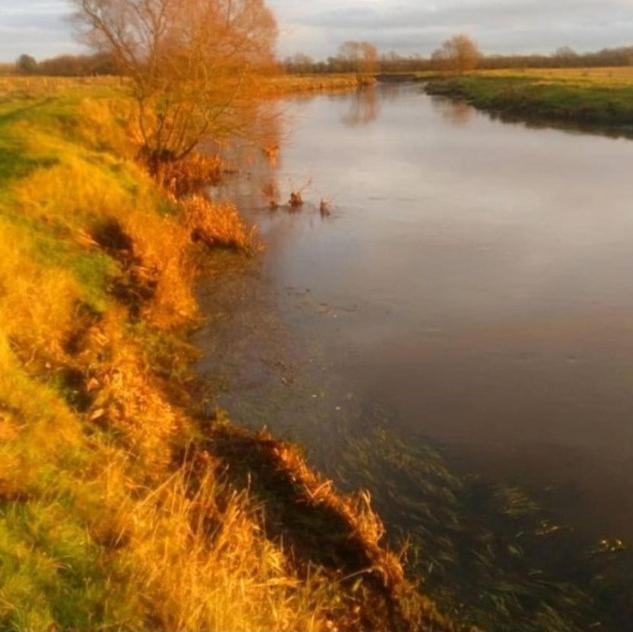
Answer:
[424,68,633,133]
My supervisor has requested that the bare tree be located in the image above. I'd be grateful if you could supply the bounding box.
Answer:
[338,41,379,77]
[342,88,380,128]
[283,53,314,74]
[432,35,481,74]
[553,46,579,67]
[16,54,38,75]
[72,0,277,176]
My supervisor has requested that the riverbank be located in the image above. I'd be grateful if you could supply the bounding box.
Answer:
[0,79,455,630]
[266,73,375,94]
[425,68,633,131]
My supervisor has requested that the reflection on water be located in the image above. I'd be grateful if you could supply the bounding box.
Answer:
[436,98,475,127]
[341,87,381,127]
[197,84,633,629]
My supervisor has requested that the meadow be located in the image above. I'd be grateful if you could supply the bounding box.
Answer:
[0,77,449,631]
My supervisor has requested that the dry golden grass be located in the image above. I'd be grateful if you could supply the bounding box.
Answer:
[0,73,364,106]
[123,207,200,328]
[110,465,342,632]
[0,220,80,361]
[87,319,187,472]
[75,95,139,156]
[0,75,122,100]
[159,152,224,197]
[182,194,258,252]
[261,73,368,96]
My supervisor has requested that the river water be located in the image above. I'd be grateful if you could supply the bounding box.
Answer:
[196,84,633,629]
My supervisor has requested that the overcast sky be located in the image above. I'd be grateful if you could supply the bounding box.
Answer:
[2,0,633,61]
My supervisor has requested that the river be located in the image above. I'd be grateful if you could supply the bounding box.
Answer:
[196,84,633,630]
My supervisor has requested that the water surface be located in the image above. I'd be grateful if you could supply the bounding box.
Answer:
[197,85,633,628]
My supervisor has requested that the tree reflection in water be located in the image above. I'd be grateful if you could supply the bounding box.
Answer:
[341,87,381,127]
[439,99,476,127]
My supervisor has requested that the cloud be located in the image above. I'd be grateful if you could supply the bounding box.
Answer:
[269,0,633,57]
[0,0,80,59]
[0,0,632,61]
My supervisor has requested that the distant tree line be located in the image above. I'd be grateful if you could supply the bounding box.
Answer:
[3,52,118,76]
[282,43,633,75]
[282,36,481,74]
[281,41,379,75]
[480,46,633,69]
[7,40,633,79]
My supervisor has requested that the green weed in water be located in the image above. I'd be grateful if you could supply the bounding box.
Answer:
[334,425,633,631]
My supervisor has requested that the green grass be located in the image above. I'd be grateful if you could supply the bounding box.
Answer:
[0,83,235,630]
[426,71,633,130]
[0,94,107,282]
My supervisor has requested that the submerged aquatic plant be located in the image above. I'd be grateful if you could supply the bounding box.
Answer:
[333,424,633,632]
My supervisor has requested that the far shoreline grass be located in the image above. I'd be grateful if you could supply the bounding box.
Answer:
[424,68,633,133]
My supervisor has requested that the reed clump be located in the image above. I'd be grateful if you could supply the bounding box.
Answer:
[289,191,304,208]
[320,199,332,216]
[182,194,258,252]
[107,463,353,632]
[160,152,224,197]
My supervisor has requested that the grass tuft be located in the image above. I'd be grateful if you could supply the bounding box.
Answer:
[182,194,258,252]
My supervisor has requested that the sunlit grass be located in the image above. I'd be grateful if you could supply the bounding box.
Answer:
[476,66,633,88]
[264,74,367,94]
[427,67,633,129]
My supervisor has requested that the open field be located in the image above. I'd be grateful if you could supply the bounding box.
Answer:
[476,66,633,86]
[425,67,633,130]
[0,73,367,102]
[265,73,373,94]
[0,78,451,631]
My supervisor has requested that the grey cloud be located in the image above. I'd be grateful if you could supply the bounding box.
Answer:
[0,0,79,59]
[1,0,633,61]
[2,13,69,31]
[298,0,631,30]
[270,0,633,56]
